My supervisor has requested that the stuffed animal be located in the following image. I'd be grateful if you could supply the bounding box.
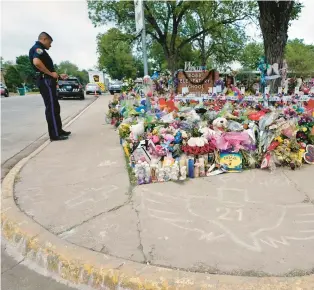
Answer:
[135,161,150,185]
[212,117,228,132]
[170,161,180,181]
[163,134,175,143]
[267,63,279,76]
[179,166,187,180]
[174,131,182,144]
[130,121,144,141]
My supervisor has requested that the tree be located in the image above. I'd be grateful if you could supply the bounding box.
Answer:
[4,65,22,91]
[16,55,35,86]
[285,39,314,77]
[239,42,264,70]
[97,28,138,79]
[57,61,79,76]
[56,61,89,84]
[76,69,89,85]
[149,36,197,71]
[88,0,257,72]
[258,0,302,91]
[1,57,14,71]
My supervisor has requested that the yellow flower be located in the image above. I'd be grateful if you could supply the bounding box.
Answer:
[302,127,307,132]
[274,136,283,143]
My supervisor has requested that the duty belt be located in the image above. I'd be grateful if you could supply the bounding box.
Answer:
[35,72,53,79]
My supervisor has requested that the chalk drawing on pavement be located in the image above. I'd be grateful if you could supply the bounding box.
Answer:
[140,187,314,252]
[64,185,118,209]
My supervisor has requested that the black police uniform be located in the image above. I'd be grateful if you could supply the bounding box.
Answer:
[29,41,63,139]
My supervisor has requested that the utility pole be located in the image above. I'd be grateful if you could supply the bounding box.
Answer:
[134,0,148,76]
[142,13,148,76]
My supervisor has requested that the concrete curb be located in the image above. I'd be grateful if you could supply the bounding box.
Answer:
[2,98,314,289]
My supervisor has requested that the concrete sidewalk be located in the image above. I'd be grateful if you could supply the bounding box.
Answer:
[2,95,314,289]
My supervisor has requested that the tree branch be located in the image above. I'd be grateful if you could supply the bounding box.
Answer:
[144,2,164,41]
[178,16,247,50]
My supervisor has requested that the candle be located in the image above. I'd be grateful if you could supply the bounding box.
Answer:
[188,159,194,178]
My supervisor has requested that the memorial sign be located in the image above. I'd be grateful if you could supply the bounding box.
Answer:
[177,69,219,95]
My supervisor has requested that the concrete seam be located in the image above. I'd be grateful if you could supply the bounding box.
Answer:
[132,201,148,264]
[56,195,132,236]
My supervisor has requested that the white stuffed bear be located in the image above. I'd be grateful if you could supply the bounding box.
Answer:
[130,121,144,140]
[212,117,228,133]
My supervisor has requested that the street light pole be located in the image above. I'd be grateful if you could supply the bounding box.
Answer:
[141,1,148,76]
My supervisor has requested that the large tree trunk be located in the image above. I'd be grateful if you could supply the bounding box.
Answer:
[166,52,177,75]
[258,1,294,93]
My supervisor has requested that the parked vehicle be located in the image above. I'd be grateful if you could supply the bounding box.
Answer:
[109,81,123,94]
[0,83,9,97]
[85,83,102,95]
[57,77,84,100]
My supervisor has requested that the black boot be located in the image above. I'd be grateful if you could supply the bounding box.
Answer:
[60,130,71,136]
[50,135,68,141]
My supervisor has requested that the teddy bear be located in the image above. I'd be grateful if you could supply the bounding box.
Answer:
[212,117,228,133]
[179,166,187,180]
[170,161,180,181]
[130,121,144,141]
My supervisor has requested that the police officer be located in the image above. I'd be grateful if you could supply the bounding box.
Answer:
[29,32,71,141]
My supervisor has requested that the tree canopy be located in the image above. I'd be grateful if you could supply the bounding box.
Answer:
[88,0,257,72]
[56,61,89,84]
[4,65,22,90]
[16,55,35,85]
[2,56,89,91]
[97,28,139,79]
[285,39,314,76]
[239,42,264,70]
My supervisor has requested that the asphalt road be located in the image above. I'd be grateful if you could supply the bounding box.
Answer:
[1,93,96,164]
[2,246,77,290]
[1,93,97,290]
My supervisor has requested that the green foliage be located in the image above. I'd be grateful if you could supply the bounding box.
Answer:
[285,39,314,76]
[97,28,138,79]
[56,61,89,84]
[4,65,22,91]
[88,0,257,71]
[57,61,79,75]
[239,42,264,70]
[16,55,35,85]
[1,57,14,71]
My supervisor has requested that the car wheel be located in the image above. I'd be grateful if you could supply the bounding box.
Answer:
[5,93,9,97]
[109,91,113,95]
[80,94,85,100]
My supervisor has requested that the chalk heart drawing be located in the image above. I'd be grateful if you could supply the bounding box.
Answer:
[140,188,314,252]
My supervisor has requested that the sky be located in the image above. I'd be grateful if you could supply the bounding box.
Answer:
[1,0,314,71]
[1,0,109,70]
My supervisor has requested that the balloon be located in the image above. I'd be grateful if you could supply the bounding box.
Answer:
[303,87,310,94]
[248,111,266,121]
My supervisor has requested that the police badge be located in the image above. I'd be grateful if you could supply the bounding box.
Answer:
[36,48,43,55]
